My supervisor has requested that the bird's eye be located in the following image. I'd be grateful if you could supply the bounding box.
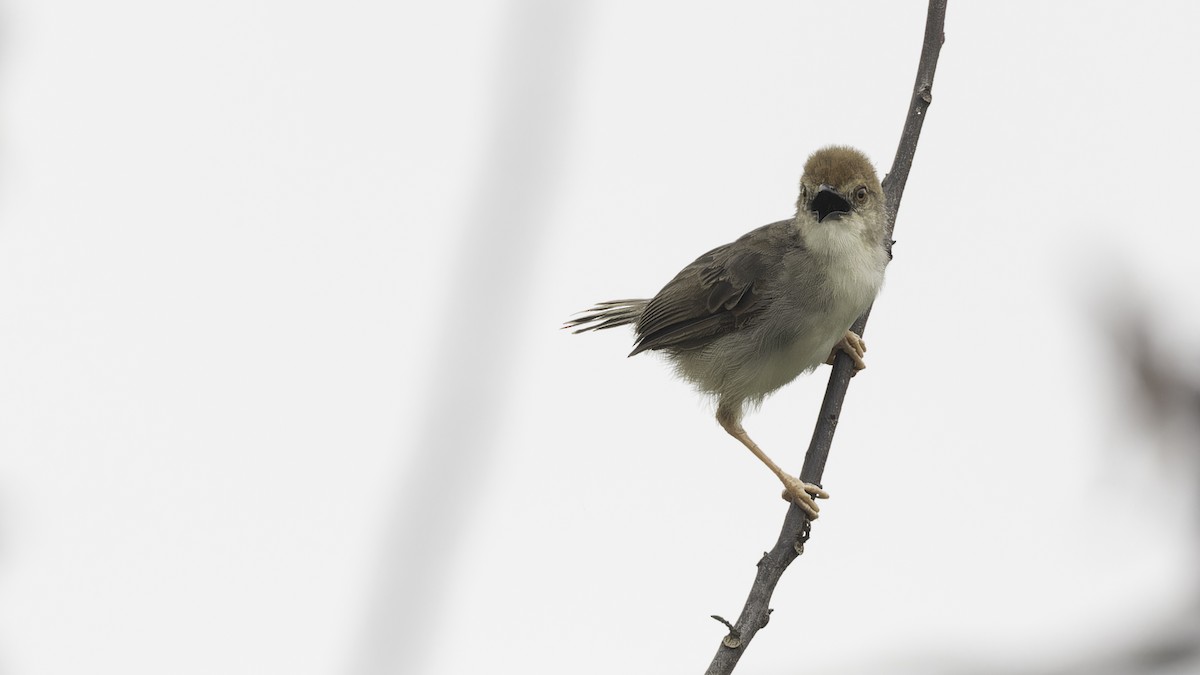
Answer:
[854,186,869,203]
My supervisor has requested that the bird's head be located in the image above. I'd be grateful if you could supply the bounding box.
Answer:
[794,146,886,242]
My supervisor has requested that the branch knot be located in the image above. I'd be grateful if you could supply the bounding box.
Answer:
[710,615,742,649]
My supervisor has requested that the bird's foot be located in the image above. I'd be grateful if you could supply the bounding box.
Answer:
[826,330,867,374]
[779,476,829,519]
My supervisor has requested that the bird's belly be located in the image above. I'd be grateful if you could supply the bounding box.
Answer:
[713,277,878,401]
[672,246,885,405]
[745,324,843,394]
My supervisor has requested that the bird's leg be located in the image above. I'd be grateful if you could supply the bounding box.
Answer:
[716,409,829,519]
[826,330,868,373]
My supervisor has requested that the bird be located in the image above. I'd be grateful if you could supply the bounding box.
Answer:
[565,146,890,519]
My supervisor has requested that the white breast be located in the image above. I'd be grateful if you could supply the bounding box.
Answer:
[802,217,887,315]
[746,219,887,396]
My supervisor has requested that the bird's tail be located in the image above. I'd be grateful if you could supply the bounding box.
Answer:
[563,299,649,333]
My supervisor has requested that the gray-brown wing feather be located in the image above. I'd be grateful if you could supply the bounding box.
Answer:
[631,221,797,356]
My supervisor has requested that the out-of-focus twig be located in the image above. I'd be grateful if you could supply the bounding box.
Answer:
[931,292,1200,675]
[1106,300,1200,466]
[351,3,587,674]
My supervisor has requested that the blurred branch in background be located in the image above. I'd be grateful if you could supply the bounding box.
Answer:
[704,1,947,672]
[1056,282,1200,674]
[822,282,1200,675]
[1103,289,1200,491]
[351,2,586,673]
[971,287,1200,675]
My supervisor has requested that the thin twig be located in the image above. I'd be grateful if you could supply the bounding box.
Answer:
[703,2,947,673]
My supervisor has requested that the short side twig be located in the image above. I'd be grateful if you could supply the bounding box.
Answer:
[703,2,947,673]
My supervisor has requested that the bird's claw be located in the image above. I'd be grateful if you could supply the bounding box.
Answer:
[780,477,829,519]
[826,330,868,375]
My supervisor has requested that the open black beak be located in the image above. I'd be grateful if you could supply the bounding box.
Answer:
[810,185,851,223]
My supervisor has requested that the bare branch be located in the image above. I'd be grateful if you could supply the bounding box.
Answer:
[703,2,947,673]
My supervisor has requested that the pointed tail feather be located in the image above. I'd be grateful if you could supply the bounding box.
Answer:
[563,299,649,333]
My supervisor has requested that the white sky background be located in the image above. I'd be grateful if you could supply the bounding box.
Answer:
[1,1,1199,674]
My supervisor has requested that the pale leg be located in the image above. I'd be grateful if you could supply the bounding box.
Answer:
[716,411,829,519]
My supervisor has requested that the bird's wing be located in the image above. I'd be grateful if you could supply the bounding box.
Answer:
[630,220,797,356]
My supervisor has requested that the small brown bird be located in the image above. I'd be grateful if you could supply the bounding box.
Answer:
[567,146,889,518]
